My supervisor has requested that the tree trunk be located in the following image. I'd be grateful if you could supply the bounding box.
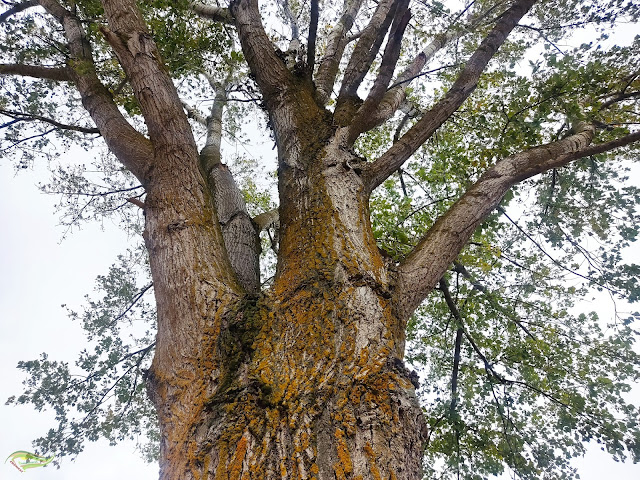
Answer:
[147,130,427,480]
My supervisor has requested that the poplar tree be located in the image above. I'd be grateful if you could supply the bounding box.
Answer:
[2,1,640,479]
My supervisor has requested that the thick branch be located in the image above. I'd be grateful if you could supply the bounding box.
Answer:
[37,0,153,183]
[368,3,495,131]
[315,0,364,105]
[334,0,398,124]
[347,0,411,142]
[363,0,538,194]
[0,0,38,22]
[191,2,233,24]
[0,108,100,133]
[253,208,279,231]
[0,63,71,81]
[393,120,609,320]
[230,0,293,110]
[306,0,319,75]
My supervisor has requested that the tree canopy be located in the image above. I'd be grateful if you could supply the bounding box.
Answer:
[2,0,640,479]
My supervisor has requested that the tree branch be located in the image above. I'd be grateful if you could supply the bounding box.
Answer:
[392,119,609,320]
[190,2,233,24]
[306,0,319,75]
[315,0,364,105]
[37,0,153,183]
[367,3,497,131]
[347,0,411,142]
[0,63,71,81]
[253,208,279,231]
[439,277,464,413]
[0,108,100,133]
[362,0,538,194]
[0,0,38,23]
[229,0,293,111]
[334,0,398,125]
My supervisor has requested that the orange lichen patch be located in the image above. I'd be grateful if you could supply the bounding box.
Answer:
[333,427,353,480]
[228,434,248,480]
[363,442,382,480]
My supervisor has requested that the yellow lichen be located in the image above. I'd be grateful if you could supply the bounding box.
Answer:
[364,442,382,480]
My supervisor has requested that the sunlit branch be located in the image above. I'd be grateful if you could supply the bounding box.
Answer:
[363,0,538,194]
[0,108,100,133]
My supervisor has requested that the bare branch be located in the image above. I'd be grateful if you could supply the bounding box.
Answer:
[0,108,100,133]
[439,277,464,412]
[0,0,38,23]
[600,90,640,110]
[279,0,300,46]
[253,208,279,231]
[0,63,71,81]
[315,0,364,105]
[191,1,233,24]
[362,0,538,193]
[368,2,498,130]
[347,0,411,142]
[182,101,208,126]
[334,0,398,125]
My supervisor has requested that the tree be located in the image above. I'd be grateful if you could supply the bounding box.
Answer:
[2,0,640,479]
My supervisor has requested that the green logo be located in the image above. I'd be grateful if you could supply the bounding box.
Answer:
[5,451,54,472]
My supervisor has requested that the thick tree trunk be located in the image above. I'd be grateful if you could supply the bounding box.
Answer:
[149,132,427,480]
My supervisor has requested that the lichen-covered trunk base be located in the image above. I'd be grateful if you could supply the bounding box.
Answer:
[158,291,427,480]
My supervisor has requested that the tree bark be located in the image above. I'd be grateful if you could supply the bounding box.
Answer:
[154,131,428,480]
